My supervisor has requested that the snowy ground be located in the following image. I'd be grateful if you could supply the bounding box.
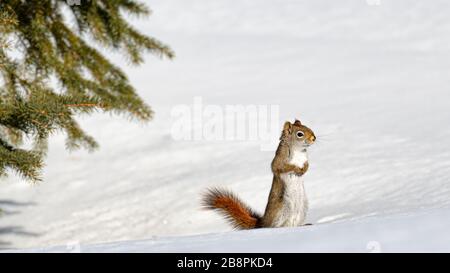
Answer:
[1,0,450,252]
[9,207,450,253]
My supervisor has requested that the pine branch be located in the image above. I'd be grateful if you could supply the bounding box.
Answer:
[0,0,172,181]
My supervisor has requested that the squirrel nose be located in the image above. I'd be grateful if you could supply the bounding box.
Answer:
[310,136,316,142]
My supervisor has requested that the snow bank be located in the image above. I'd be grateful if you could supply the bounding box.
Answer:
[9,207,450,252]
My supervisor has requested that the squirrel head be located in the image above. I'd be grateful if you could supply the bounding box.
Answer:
[280,119,316,148]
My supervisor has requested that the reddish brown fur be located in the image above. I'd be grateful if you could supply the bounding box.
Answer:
[202,188,261,229]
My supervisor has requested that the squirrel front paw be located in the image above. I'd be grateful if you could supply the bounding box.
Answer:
[294,164,308,176]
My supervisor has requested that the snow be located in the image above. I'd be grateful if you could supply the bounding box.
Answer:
[8,207,450,253]
[1,0,450,252]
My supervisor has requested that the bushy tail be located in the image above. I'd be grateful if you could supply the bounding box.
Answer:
[202,187,262,229]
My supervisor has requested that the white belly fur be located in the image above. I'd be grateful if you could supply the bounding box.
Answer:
[290,149,308,168]
[272,149,309,227]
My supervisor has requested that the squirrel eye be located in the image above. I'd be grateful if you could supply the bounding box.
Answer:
[296,131,304,138]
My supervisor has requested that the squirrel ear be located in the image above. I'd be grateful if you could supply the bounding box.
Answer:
[283,121,292,132]
[281,121,292,140]
[294,119,302,126]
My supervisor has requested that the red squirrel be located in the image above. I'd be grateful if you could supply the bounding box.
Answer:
[203,119,316,229]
